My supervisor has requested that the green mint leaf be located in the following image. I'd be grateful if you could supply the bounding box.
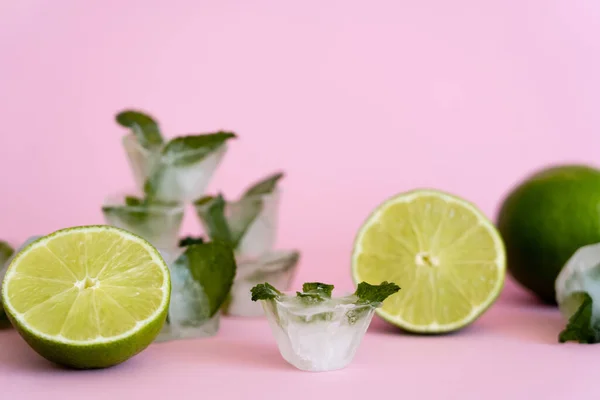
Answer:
[355,281,400,306]
[115,110,164,149]
[173,241,237,319]
[194,194,234,245]
[243,172,285,197]
[162,131,236,167]
[179,236,205,247]
[124,196,144,207]
[0,241,14,266]
[559,292,599,344]
[302,282,334,298]
[251,282,282,301]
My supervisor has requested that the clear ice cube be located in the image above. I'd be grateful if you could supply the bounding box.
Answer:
[195,190,280,258]
[228,191,280,258]
[155,248,221,342]
[260,295,376,372]
[123,134,227,203]
[101,194,184,250]
[225,250,299,317]
[555,242,600,322]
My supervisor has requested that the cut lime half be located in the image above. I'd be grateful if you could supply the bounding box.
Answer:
[1,225,170,369]
[351,189,505,333]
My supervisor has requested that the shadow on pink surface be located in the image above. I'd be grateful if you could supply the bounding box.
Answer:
[0,328,290,374]
[368,277,565,344]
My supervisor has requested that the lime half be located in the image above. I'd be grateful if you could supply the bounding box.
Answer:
[1,225,170,369]
[351,189,505,333]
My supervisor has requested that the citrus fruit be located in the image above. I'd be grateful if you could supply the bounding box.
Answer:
[351,189,506,333]
[1,225,170,369]
[496,164,600,304]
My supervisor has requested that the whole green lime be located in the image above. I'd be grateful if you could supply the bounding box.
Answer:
[497,164,600,304]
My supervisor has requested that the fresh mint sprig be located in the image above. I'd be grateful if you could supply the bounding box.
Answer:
[558,292,600,344]
[116,110,164,149]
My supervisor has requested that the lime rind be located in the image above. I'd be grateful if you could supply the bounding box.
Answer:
[351,188,506,333]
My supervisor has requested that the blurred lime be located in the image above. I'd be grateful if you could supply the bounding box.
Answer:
[1,226,170,369]
[497,164,600,304]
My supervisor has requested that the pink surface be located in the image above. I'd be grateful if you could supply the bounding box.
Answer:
[1,1,600,398]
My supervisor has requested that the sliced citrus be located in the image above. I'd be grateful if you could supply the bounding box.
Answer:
[351,189,505,333]
[1,225,170,368]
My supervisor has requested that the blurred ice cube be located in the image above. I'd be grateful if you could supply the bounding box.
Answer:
[229,191,280,258]
[155,248,220,342]
[101,194,184,250]
[556,242,600,320]
[225,250,299,317]
[261,295,376,372]
[123,134,227,203]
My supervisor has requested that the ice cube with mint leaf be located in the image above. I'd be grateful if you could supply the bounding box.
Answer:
[101,194,184,250]
[250,280,400,371]
[555,243,600,344]
[157,240,237,342]
[194,172,284,258]
[116,109,235,203]
[224,250,300,317]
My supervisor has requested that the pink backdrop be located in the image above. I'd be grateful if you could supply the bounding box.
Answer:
[3,1,599,295]
[2,1,600,398]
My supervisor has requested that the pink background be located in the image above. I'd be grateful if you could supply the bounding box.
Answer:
[1,1,600,399]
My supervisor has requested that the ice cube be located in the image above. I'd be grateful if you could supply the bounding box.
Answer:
[555,243,600,321]
[228,191,280,258]
[123,134,228,203]
[155,248,221,342]
[260,295,376,372]
[225,250,299,317]
[101,194,184,250]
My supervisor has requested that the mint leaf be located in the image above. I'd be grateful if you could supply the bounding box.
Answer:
[0,241,14,266]
[243,172,284,197]
[162,131,236,167]
[194,194,234,245]
[302,282,334,298]
[355,281,400,306]
[115,110,164,149]
[179,236,205,247]
[172,241,237,319]
[124,196,144,207]
[295,282,335,304]
[559,292,599,344]
[251,283,282,301]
